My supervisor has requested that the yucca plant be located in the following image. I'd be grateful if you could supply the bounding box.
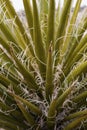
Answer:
[0,0,87,129]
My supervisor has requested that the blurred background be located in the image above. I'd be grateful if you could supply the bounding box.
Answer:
[11,0,87,11]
